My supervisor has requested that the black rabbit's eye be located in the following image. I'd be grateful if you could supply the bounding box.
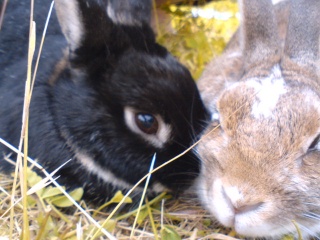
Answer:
[308,134,320,151]
[135,113,158,135]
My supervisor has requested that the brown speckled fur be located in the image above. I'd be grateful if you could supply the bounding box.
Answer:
[197,0,320,238]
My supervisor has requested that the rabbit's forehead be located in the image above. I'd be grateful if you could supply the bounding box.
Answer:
[246,80,286,119]
[218,63,320,122]
[222,64,287,118]
[217,74,320,150]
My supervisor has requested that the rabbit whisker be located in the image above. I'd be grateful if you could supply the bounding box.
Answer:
[295,223,319,239]
[303,212,320,221]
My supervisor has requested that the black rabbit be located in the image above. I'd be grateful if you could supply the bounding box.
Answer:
[0,0,209,204]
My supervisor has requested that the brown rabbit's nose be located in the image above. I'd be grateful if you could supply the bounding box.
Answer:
[233,202,264,215]
[222,185,264,215]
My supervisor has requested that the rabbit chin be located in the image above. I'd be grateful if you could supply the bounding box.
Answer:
[197,177,318,239]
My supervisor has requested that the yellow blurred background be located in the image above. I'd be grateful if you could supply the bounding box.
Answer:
[154,0,239,79]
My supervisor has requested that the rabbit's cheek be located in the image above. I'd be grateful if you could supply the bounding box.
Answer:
[198,132,226,167]
[75,151,136,190]
[301,151,320,171]
[206,179,236,227]
[196,164,218,220]
[75,151,169,193]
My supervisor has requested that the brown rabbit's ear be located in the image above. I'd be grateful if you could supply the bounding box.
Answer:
[283,0,320,74]
[240,0,281,72]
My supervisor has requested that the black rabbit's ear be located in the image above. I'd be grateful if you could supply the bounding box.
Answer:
[55,0,152,53]
[55,0,85,52]
[107,0,152,26]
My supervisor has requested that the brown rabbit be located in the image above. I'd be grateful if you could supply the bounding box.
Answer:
[196,0,320,238]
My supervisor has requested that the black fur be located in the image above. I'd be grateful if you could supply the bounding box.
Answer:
[0,0,209,204]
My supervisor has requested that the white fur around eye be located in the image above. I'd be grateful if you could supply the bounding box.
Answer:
[124,107,172,148]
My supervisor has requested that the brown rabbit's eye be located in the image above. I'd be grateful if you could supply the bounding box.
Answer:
[135,113,159,135]
[308,134,320,151]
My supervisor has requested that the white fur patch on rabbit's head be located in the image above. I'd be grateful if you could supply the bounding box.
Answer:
[247,65,287,119]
